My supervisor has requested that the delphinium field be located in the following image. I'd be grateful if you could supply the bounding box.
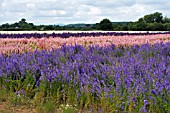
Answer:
[0,33,170,55]
[0,32,170,113]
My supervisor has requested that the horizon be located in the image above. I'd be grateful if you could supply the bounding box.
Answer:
[0,19,133,26]
[0,0,170,25]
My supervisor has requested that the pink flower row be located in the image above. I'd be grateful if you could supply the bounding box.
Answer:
[0,34,170,55]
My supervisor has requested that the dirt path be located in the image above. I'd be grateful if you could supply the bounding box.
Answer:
[0,102,36,113]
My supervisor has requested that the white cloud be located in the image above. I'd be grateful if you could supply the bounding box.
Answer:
[0,0,170,25]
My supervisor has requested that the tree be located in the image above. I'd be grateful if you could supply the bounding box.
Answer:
[21,18,26,23]
[1,23,10,29]
[164,23,170,30]
[147,23,165,31]
[17,18,33,30]
[143,12,163,23]
[99,18,113,31]
[153,12,163,23]
[163,16,170,23]
[135,18,147,30]
[138,18,144,22]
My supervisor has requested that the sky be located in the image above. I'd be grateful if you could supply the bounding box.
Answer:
[0,0,170,25]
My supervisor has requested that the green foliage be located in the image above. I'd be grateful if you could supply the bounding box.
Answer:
[147,23,165,31]
[0,69,170,112]
[164,23,170,31]
[0,88,8,102]
[163,16,170,23]
[62,107,77,113]
[99,18,113,31]
[142,12,163,23]
[43,100,56,113]
[135,21,147,31]
[1,18,34,31]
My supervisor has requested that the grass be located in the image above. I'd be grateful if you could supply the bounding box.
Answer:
[0,88,79,113]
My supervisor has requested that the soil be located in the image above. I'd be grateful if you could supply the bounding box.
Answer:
[0,101,36,113]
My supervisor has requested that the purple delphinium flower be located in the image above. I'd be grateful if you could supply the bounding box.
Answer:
[21,90,25,94]
[140,106,148,113]
[144,100,149,107]
[151,89,157,96]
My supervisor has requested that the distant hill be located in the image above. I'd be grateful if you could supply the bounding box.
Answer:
[64,22,130,28]
[112,22,130,25]
[65,23,94,28]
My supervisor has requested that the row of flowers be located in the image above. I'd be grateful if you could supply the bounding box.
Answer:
[0,34,170,55]
[1,32,170,38]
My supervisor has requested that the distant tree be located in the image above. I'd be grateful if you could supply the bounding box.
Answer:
[153,12,163,23]
[1,23,10,29]
[121,25,128,31]
[144,14,154,23]
[13,22,19,28]
[164,23,170,30]
[127,22,136,30]
[143,12,163,23]
[29,23,34,26]
[21,18,26,23]
[135,20,147,31]
[99,18,113,31]
[147,23,165,31]
[44,25,55,30]
[163,16,170,23]
[138,18,145,23]
[92,23,100,30]
[17,18,34,30]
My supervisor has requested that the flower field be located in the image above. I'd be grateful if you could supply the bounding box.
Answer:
[0,34,170,55]
[0,32,170,113]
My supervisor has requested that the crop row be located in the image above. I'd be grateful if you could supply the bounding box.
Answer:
[0,42,169,112]
[0,34,170,55]
[0,32,170,38]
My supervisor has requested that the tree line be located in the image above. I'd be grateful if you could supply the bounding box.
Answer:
[0,12,170,31]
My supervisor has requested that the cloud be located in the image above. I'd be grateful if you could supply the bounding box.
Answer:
[0,0,170,25]
[81,0,135,8]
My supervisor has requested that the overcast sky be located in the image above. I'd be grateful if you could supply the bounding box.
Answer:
[0,0,170,25]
